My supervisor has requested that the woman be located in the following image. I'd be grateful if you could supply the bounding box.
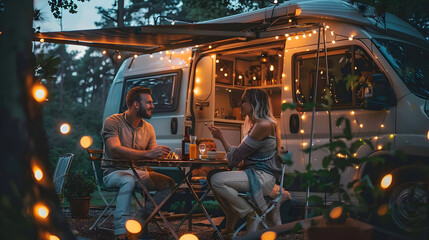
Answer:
[208,89,283,235]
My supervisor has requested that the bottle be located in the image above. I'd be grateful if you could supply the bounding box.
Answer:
[181,126,190,160]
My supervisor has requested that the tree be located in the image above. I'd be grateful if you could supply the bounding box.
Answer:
[0,0,74,239]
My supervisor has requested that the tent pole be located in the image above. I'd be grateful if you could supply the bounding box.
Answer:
[305,24,324,219]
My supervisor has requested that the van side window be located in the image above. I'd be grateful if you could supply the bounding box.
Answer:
[121,70,182,113]
[293,46,385,109]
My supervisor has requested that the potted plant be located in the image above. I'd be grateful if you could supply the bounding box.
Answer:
[64,170,96,218]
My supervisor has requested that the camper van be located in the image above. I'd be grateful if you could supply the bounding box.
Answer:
[102,0,429,232]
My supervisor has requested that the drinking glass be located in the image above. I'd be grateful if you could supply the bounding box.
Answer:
[189,135,197,160]
[199,143,206,159]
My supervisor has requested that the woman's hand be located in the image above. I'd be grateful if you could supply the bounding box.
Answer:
[207,125,223,140]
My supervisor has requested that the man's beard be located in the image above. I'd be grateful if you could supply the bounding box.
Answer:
[137,106,152,119]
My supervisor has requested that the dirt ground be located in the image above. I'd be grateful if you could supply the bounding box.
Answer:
[66,208,304,240]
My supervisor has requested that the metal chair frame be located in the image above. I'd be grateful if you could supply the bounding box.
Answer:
[233,162,287,238]
[53,153,74,202]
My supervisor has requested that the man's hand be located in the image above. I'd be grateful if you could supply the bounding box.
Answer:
[146,145,171,159]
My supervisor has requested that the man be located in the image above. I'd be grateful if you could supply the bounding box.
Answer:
[102,86,175,240]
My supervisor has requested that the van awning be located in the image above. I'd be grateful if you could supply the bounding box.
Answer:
[34,23,261,53]
[33,22,318,53]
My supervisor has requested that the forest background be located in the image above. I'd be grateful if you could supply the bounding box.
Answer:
[32,0,429,174]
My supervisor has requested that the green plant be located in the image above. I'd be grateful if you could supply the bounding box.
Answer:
[64,170,96,199]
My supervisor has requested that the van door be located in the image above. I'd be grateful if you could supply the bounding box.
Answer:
[284,44,396,176]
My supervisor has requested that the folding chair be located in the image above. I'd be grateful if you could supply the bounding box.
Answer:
[53,153,74,202]
[233,160,287,238]
[87,149,144,231]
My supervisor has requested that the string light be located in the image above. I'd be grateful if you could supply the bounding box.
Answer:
[329,206,342,219]
[125,220,142,234]
[39,38,45,43]
[261,231,277,240]
[275,36,279,39]
[179,234,199,240]
[381,174,392,189]
[32,84,47,102]
[80,136,93,148]
[102,50,107,55]
[60,123,70,134]
[133,54,138,58]
[150,54,153,58]
[34,203,49,220]
[33,165,43,181]
[349,35,354,41]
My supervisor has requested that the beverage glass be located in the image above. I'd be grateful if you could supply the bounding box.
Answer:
[199,143,206,159]
[189,135,197,160]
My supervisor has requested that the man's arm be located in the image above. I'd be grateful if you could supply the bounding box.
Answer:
[106,136,170,159]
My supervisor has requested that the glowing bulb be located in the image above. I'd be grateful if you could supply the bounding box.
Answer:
[336,153,346,158]
[102,50,107,55]
[309,33,312,37]
[188,57,192,60]
[125,219,142,234]
[282,73,286,78]
[300,129,304,134]
[381,174,392,189]
[40,38,45,43]
[32,84,47,102]
[34,166,43,181]
[238,75,243,79]
[374,136,379,140]
[186,48,190,51]
[224,73,228,77]
[302,142,308,147]
[350,111,355,115]
[80,136,93,149]
[285,34,289,37]
[220,68,224,72]
[60,123,70,134]
[282,100,286,103]
[216,59,219,63]
[303,34,306,38]
[253,76,256,80]
[172,51,175,54]
[275,36,279,39]
[34,203,49,219]
[134,54,138,58]
[194,88,199,94]
[211,54,215,59]
[329,206,342,219]
[261,231,277,240]
[288,19,292,23]
[287,37,292,41]
[377,204,388,216]
[181,51,184,54]
[326,25,330,29]
[196,78,200,83]
[313,30,317,34]
[49,235,60,240]
[168,59,172,62]
[150,54,153,58]
[301,115,305,120]
[359,124,363,128]
[332,40,336,44]
[390,134,395,139]
[377,145,382,150]
[209,45,212,49]
[179,234,198,240]
[166,50,170,54]
[380,124,385,128]
[270,65,274,71]
[295,36,299,39]
[355,165,359,169]
[353,153,357,157]
[117,54,122,59]
[284,86,288,91]
[349,35,354,41]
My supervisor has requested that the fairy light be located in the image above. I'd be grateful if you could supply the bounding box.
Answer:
[209,45,212,49]
[270,65,274,71]
[34,203,49,219]
[377,204,388,216]
[224,73,228,77]
[295,35,299,40]
[374,136,378,140]
[133,54,138,58]
[278,54,282,57]
[336,153,346,158]
[188,57,192,60]
[282,73,286,78]
[330,31,334,36]
[282,100,287,103]
[377,145,382,150]
[332,40,336,44]
[302,142,308,147]
[390,134,395,139]
[261,231,277,240]
[33,165,43,181]
[32,84,47,102]
[325,25,330,29]
[166,50,170,54]
[220,68,224,72]
[117,54,122,59]
[194,88,199,95]
[60,123,71,134]
[275,36,279,39]
[329,206,342,219]
[216,59,219,63]
[125,220,142,234]
[287,37,292,41]
[285,34,289,37]
[211,54,215,59]
[172,51,175,54]
[49,235,60,240]
[308,33,312,37]
[350,111,355,115]
[40,38,45,43]
[179,234,199,240]
[359,123,363,128]
[300,129,304,134]
[284,86,289,91]
[313,30,317,34]
[181,50,184,54]
[380,124,385,128]
[303,33,306,38]
[349,35,354,41]
[301,115,305,120]
[102,50,107,55]
[150,54,153,58]
[80,136,93,148]
[288,19,292,23]
[381,174,392,189]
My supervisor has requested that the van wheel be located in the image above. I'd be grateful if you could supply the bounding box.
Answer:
[389,181,428,233]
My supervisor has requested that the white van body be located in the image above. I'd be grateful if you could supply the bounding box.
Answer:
[104,0,429,231]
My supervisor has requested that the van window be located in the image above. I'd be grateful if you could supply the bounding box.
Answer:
[293,46,385,109]
[121,70,182,113]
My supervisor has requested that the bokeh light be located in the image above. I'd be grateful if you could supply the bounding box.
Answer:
[33,166,43,181]
[381,174,392,189]
[377,204,388,216]
[32,84,47,102]
[329,206,343,219]
[179,234,198,240]
[261,231,277,240]
[60,123,70,134]
[125,219,142,234]
[34,203,49,219]
[49,234,60,240]
[80,136,93,148]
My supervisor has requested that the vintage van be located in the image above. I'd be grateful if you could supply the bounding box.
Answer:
[101,0,429,232]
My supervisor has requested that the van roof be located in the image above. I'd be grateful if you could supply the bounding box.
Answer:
[34,0,425,52]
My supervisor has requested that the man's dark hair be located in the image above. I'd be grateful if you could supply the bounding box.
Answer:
[126,87,152,108]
